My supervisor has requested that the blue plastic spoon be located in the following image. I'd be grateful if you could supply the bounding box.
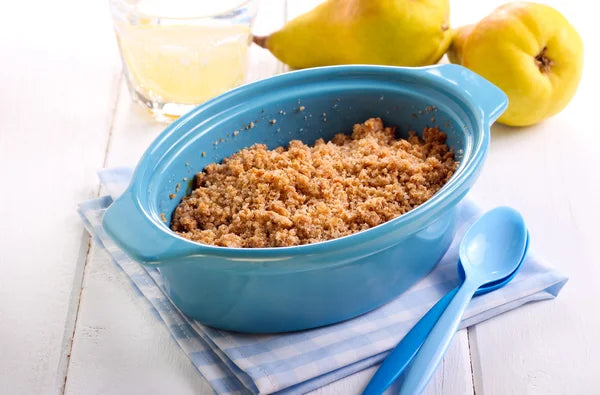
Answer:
[362,229,529,395]
[393,206,527,395]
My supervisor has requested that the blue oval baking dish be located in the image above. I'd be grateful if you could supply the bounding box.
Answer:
[102,64,507,333]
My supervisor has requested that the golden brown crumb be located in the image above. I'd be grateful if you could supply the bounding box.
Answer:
[169,193,176,199]
[171,118,458,248]
[299,105,306,111]
[201,152,206,157]
[160,213,167,223]
[175,183,180,192]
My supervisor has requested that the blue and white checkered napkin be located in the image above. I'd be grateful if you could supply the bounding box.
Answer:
[78,167,567,395]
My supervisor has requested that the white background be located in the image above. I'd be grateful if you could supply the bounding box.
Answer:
[0,0,598,393]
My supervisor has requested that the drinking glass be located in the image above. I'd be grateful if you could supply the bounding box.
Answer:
[109,0,258,121]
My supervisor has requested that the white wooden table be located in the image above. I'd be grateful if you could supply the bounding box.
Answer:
[1,0,598,393]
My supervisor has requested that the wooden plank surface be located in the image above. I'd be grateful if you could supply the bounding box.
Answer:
[0,0,120,393]
[3,0,598,394]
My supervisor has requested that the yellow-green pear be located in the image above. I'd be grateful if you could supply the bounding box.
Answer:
[448,2,584,126]
[254,0,452,68]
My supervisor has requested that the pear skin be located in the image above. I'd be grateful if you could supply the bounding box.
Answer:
[447,24,475,65]
[257,0,452,69]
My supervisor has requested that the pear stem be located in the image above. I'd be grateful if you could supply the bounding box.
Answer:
[253,35,268,49]
[535,46,553,73]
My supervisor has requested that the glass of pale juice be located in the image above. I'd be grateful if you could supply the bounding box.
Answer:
[109,0,258,121]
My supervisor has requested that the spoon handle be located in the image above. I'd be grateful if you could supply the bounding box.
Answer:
[362,287,459,395]
[398,279,479,395]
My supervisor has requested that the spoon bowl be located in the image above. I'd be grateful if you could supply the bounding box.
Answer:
[460,207,528,284]
[470,230,529,295]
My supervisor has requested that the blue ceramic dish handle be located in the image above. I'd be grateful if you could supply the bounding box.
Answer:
[427,64,508,125]
[102,189,200,265]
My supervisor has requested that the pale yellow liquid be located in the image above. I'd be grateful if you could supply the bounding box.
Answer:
[117,23,250,104]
